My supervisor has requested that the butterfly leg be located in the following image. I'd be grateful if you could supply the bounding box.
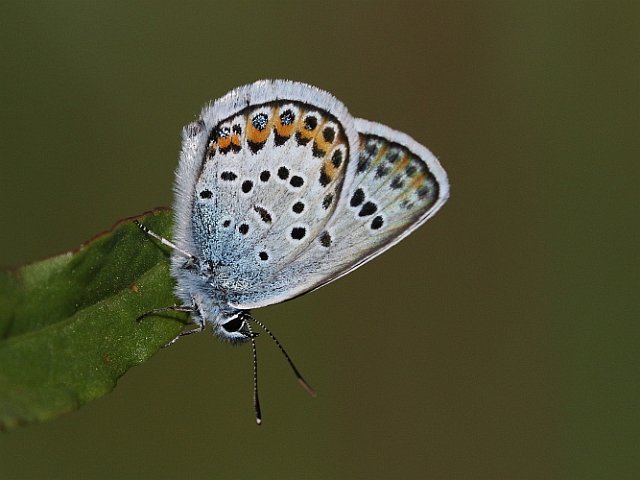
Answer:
[136,304,195,322]
[136,303,203,347]
[163,318,205,348]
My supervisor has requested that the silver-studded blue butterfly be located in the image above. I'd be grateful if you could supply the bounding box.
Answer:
[137,80,449,423]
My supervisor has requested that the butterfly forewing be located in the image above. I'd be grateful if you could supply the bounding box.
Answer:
[313,119,448,282]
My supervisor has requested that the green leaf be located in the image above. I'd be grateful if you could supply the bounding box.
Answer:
[0,209,185,430]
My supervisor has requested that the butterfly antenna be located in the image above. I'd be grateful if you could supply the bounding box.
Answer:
[250,317,316,397]
[246,322,262,425]
[134,220,195,260]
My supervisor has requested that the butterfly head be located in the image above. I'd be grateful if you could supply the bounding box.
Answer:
[213,310,257,344]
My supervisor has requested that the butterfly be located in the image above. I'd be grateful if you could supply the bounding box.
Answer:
[136,80,449,423]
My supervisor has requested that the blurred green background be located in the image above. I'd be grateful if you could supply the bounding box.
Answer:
[0,1,637,479]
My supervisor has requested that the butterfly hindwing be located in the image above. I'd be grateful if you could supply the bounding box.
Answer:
[192,101,350,267]
[172,81,360,305]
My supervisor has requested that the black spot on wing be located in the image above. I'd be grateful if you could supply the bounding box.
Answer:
[295,132,312,146]
[292,201,305,214]
[322,193,333,209]
[242,180,253,193]
[290,176,304,188]
[331,149,343,168]
[278,166,290,180]
[291,227,306,240]
[319,167,331,187]
[322,127,335,143]
[356,153,370,174]
[252,113,268,131]
[312,141,326,158]
[319,231,332,247]
[248,140,266,154]
[390,176,404,189]
[254,205,273,223]
[280,109,295,125]
[350,188,365,207]
[375,164,389,178]
[358,202,377,217]
[274,133,290,146]
[303,116,317,130]
[371,216,384,230]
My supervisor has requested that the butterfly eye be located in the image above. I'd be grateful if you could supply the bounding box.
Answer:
[222,316,244,333]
